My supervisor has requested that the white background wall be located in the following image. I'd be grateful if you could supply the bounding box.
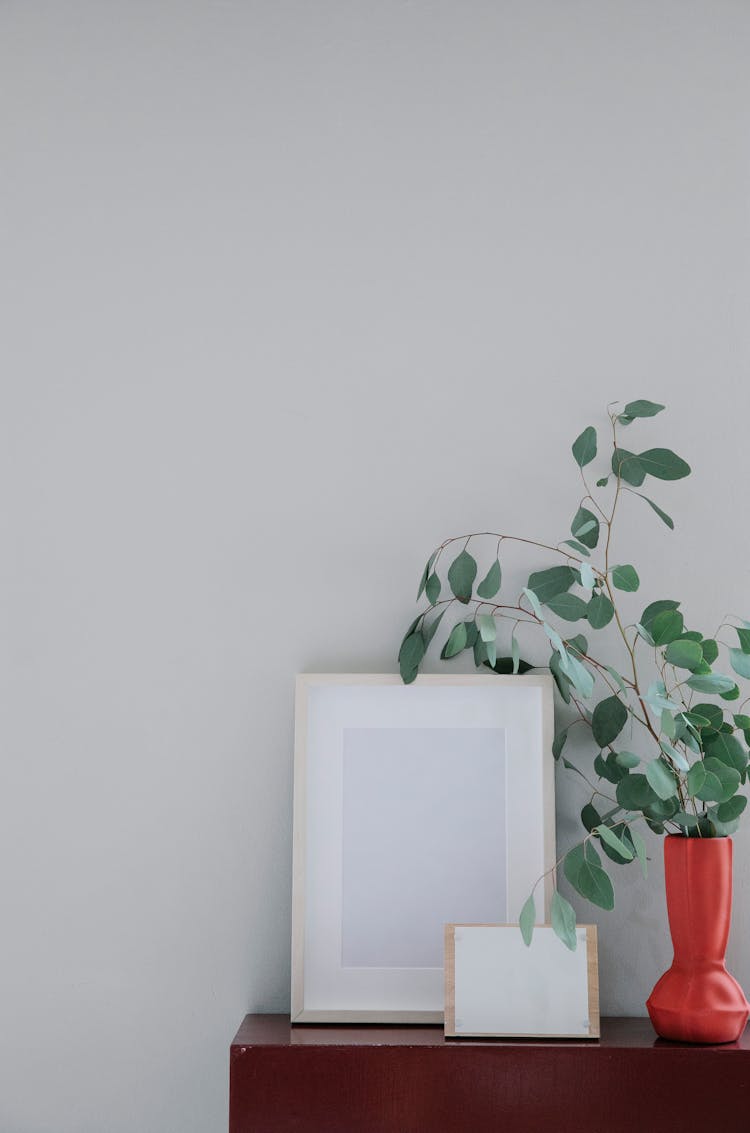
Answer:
[2,2,749,1130]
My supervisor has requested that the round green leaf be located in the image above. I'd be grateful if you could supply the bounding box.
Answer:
[616,773,660,812]
[587,594,615,629]
[441,621,468,659]
[730,648,750,680]
[399,632,425,683]
[546,593,589,622]
[476,559,502,600]
[477,614,496,643]
[447,549,477,604]
[595,824,634,861]
[623,399,665,418]
[571,507,600,550]
[551,891,578,950]
[612,564,640,592]
[572,426,597,468]
[664,638,703,671]
[705,733,748,775]
[592,695,629,747]
[612,448,646,486]
[519,893,536,947]
[645,758,678,801]
[528,565,577,604]
[686,673,736,695]
[651,609,685,646]
[638,448,691,481]
[425,572,441,605]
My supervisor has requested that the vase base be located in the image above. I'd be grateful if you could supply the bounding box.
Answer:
[647,969,749,1044]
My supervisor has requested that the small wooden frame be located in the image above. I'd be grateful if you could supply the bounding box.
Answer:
[444,923,600,1039]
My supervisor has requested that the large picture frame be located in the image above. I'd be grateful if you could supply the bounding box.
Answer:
[291,673,555,1024]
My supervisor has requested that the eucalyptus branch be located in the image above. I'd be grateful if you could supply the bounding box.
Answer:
[399,399,750,948]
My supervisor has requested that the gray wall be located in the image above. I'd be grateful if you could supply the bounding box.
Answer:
[3,2,749,1130]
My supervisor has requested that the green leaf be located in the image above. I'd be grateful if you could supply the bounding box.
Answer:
[736,627,750,654]
[686,761,706,796]
[523,587,543,619]
[483,655,533,675]
[661,709,676,740]
[651,609,685,646]
[552,726,569,760]
[570,507,600,549]
[422,608,446,649]
[572,426,597,468]
[720,683,741,701]
[612,564,640,592]
[527,566,576,604]
[550,651,572,702]
[704,733,748,775]
[698,758,741,804]
[701,639,719,665]
[587,593,615,629]
[579,563,596,590]
[546,593,589,622]
[595,824,634,861]
[734,714,750,731]
[645,759,678,801]
[730,649,750,680]
[644,680,681,714]
[616,750,640,768]
[567,633,589,656]
[612,448,646,486]
[686,673,737,695]
[692,702,724,731]
[417,550,438,600]
[616,774,660,811]
[564,843,614,910]
[519,893,536,947]
[638,448,691,481]
[605,665,628,694]
[623,399,665,418]
[563,539,591,557]
[477,614,496,643]
[592,695,629,747]
[632,492,675,530]
[596,476,610,487]
[476,559,502,599]
[511,633,520,675]
[447,550,477,604]
[425,572,441,605]
[581,803,601,832]
[659,739,689,772]
[641,599,680,636]
[594,752,624,784]
[664,638,704,671]
[716,796,748,823]
[399,632,425,683]
[441,621,468,659]
[558,649,595,698]
[551,891,578,950]
[632,830,648,879]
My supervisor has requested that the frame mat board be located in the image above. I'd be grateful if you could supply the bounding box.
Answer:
[444,923,600,1039]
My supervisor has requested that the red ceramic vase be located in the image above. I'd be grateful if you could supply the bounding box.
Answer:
[647,835,749,1043]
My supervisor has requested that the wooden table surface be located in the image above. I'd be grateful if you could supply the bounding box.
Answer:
[229,1015,750,1132]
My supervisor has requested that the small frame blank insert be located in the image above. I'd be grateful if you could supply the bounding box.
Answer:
[445,923,599,1039]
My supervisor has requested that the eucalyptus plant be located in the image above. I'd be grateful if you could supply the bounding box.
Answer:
[398,401,750,950]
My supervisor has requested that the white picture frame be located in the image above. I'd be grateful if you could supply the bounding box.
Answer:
[444,923,600,1039]
[291,673,556,1024]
